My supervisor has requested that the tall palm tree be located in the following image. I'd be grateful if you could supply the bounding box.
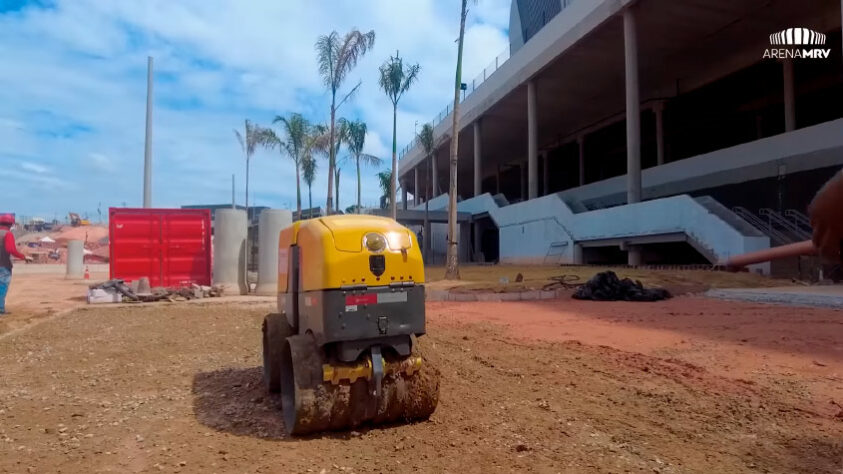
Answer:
[233,119,273,213]
[271,113,310,220]
[333,119,351,213]
[345,119,382,212]
[417,123,435,200]
[377,170,393,209]
[301,123,327,218]
[445,0,473,280]
[315,29,376,214]
[379,51,420,219]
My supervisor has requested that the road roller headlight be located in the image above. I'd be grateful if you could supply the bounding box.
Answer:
[385,230,411,251]
[363,232,387,253]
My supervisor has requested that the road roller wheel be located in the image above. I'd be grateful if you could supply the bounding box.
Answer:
[280,334,440,435]
[262,313,293,393]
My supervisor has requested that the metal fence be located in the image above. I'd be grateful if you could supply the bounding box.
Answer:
[398,46,511,160]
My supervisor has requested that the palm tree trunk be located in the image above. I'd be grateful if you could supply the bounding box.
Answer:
[356,156,362,212]
[327,98,336,215]
[295,163,302,220]
[445,0,468,280]
[308,185,313,218]
[390,104,398,220]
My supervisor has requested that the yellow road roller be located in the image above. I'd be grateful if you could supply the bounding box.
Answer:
[262,215,440,435]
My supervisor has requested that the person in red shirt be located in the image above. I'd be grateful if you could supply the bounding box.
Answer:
[0,214,31,315]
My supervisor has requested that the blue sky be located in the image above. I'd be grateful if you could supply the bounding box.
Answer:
[0,0,510,220]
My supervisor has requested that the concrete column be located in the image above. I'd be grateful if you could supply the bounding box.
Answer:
[520,161,527,201]
[542,151,549,195]
[473,120,482,197]
[402,184,408,210]
[783,59,796,132]
[431,154,439,197]
[623,7,642,266]
[572,243,584,265]
[213,209,248,295]
[65,240,84,279]
[654,101,665,165]
[496,165,501,194]
[255,209,292,296]
[527,81,538,199]
[414,167,420,205]
[473,221,482,262]
[577,136,585,186]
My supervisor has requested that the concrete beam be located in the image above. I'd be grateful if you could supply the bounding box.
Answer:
[473,120,482,196]
[527,81,538,199]
[783,59,796,132]
[624,7,642,266]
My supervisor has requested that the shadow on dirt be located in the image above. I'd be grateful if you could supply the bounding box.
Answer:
[192,366,289,440]
[192,367,410,441]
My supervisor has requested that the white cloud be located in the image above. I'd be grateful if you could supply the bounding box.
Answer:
[0,0,510,217]
[20,161,50,174]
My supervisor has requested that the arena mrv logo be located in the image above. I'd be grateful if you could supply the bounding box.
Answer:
[763,27,831,59]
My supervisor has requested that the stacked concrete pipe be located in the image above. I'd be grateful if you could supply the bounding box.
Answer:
[255,209,293,296]
[213,209,247,295]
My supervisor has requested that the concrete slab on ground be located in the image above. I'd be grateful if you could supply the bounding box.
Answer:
[706,285,843,309]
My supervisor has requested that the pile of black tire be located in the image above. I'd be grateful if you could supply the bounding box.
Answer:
[573,271,671,302]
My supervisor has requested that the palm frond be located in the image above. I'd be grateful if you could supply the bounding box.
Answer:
[333,30,376,90]
[359,153,382,167]
[378,52,421,105]
[234,129,245,155]
[417,123,435,156]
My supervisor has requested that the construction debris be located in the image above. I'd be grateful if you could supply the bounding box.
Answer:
[87,279,224,304]
[572,271,671,302]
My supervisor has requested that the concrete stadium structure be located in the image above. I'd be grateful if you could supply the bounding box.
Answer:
[397,0,843,272]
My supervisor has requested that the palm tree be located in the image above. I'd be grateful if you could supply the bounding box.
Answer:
[301,153,318,219]
[379,51,420,219]
[344,119,382,212]
[271,113,310,220]
[377,170,393,209]
[417,123,435,200]
[302,123,328,218]
[445,0,473,280]
[233,119,273,213]
[315,29,376,214]
[333,119,351,213]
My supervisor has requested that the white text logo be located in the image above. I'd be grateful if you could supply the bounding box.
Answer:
[763,27,830,59]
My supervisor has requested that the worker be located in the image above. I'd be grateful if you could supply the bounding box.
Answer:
[0,214,31,316]
[808,169,843,262]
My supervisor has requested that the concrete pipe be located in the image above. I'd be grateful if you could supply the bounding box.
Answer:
[255,209,293,296]
[65,240,84,279]
[721,240,816,270]
[213,209,248,295]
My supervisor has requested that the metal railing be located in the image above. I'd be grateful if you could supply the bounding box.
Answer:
[732,207,792,245]
[398,47,512,160]
[759,208,812,241]
[783,209,812,230]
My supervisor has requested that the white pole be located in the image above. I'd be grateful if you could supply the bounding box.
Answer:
[143,56,153,208]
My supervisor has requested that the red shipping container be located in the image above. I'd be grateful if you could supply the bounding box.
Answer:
[109,208,212,287]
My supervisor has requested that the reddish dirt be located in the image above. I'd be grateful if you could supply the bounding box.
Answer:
[429,294,843,416]
[0,294,840,473]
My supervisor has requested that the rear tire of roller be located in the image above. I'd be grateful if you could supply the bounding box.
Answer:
[263,313,293,394]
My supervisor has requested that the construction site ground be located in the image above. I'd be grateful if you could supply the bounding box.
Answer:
[1,270,841,473]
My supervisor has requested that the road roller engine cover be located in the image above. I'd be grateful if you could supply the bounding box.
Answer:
[262,215,440,435]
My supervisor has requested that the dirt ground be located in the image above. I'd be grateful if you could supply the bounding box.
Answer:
[0,292,841,473]
[424,265,795,294]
